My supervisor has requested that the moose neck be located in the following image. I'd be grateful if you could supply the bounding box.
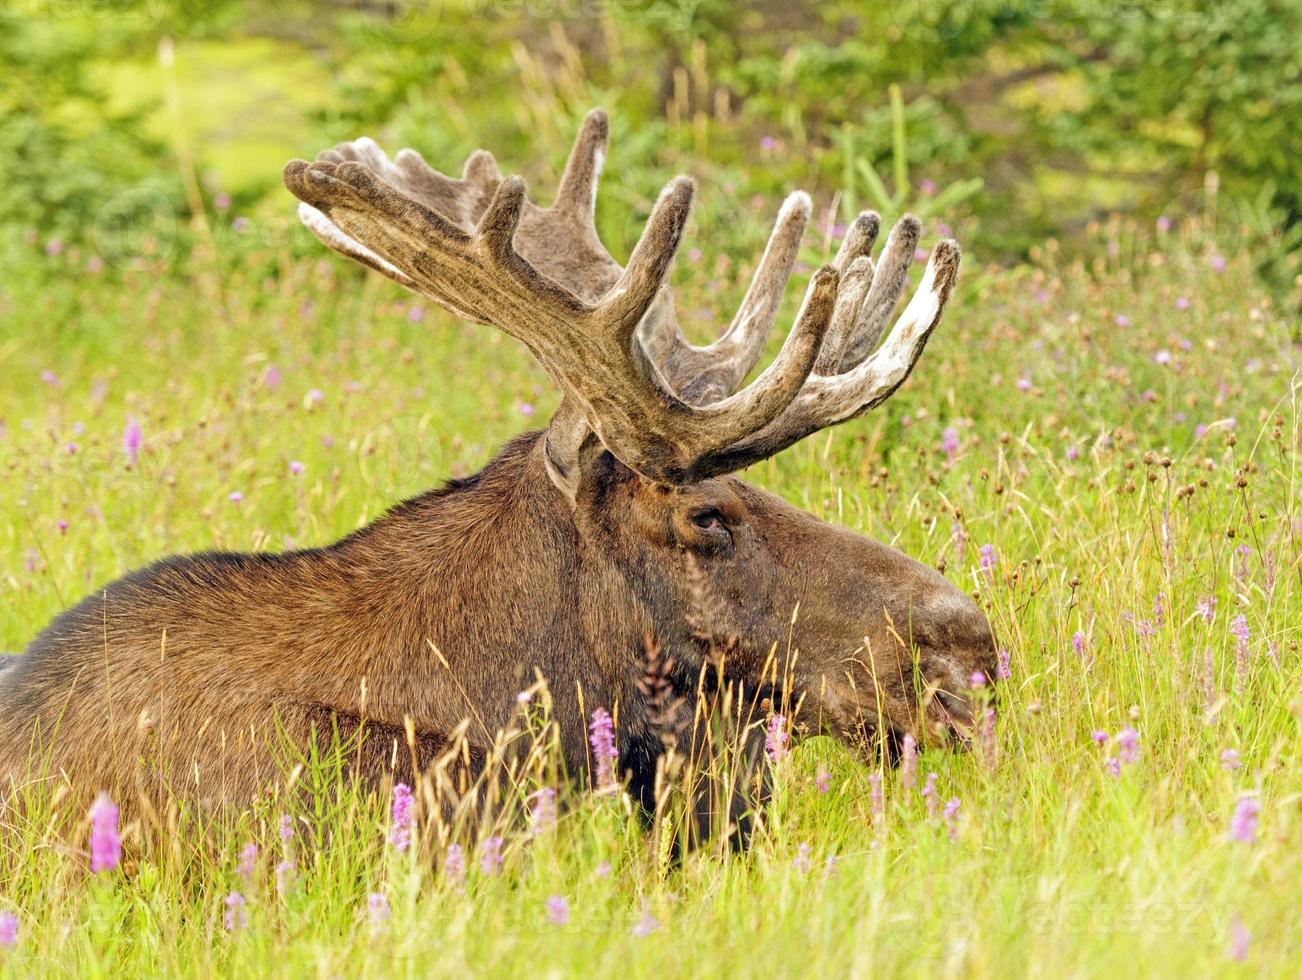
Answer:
[329,431,651,770]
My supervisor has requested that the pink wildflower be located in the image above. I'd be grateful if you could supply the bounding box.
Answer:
[900,734,917,792]
[89,792,121,873]
[588,708,619,789]
[480,835,503,875]
[1228,796,1260,844]
[122,418,142,464]
[546,895,569,926]
[389,783,413,853]
[223,892,247,932]
[765,715,789,764]
[368,892,390,928]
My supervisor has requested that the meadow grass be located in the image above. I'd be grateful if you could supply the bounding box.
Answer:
[0,170,1298,977]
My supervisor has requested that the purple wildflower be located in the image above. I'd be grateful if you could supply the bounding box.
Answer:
[368,892,390,928]
[815,768,832,793]
[228,491,243,504]
[632,910,661,936]
[519,403,536,417]
[1175,295,1190,310]
[279,814,295,842]
[480,835,503,875]
[237,842,258,881]
[1016,376,1032,392]
[1072,631,1087,656]
[275,859,296,896]
[122,418,142,465]
[1231,615,1250,693]
[546,895,570,926]
[792,843,812,873]
[40,369,60,388]
[824,854,840,878]
[995,649,1011,681]
[765,715,789,764]
[1196,596,1217,623]
[0,911,17,949]
[1228,796,1260,844]
[1229,916,1249,957]
[89,792,121,873]
[407,305,425,323]
[262,365,282,390]
[1091,730,1109,745]
[900,734,917,792]
[529,787,557,834]
[1116,728,1140,765]
[594,860,612,878]
[588,708,619,789]
[1227,915,1250,961]
[1115,314,1131,327]
[444,843,465,890]
[868,772,884,825]
[942,798,961,840]
[1104,757,1121,777]
[389,783,413,853]
[922,772,939,819]
[940,427,960,459]
[970,671,986,689]
[1209,254,1226,272]
[223,892,247,932]
[289,460,304,476]
[978,544,997,576]
[1230,615,1250,644]
[1220,749,1241,771]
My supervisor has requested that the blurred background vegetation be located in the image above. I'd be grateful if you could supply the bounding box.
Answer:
[2,0,1299,316]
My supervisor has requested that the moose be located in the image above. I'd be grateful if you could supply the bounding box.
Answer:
[0,110,996,827]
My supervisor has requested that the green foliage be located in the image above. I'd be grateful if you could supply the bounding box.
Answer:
[1,199,1298,975]
[0,10,180,249]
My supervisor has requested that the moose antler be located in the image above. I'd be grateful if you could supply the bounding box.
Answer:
[285,109,960,496]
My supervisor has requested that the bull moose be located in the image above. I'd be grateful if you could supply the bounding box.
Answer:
[0,110,996,825]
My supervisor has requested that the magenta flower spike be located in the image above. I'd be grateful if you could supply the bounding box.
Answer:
[88,792,121,873]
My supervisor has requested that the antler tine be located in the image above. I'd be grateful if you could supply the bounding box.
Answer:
[814,210,882,373]
[695,240,961,479]
[655,191,812,405]
[554,108,608,220]
[833,214,922,372]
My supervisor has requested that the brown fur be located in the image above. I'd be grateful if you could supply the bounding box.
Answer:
[2,110,996,821]
[0,432,994,815]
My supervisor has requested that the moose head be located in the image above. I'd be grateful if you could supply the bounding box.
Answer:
[285,109,996,757]
[1,110,995,822]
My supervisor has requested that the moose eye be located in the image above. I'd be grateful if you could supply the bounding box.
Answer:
[689,509,726,532]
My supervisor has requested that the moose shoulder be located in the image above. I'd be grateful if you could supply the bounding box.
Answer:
[0,110,996,816]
